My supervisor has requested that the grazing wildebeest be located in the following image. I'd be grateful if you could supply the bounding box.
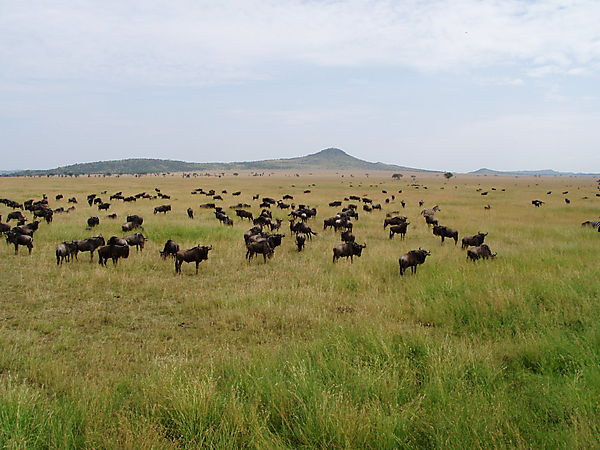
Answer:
[332,242,366,263]
[124,233,146,251]
[55,241,77,265]
[107,213,117,219]
[55,194,63,200]
[340,230,355,243]
[6,231,33,254]
[424,215,438,228]
[98,244,130,266]
[68,197,77,204]
[383,216,407,229]
[289,220,317,239]
[0,221,10,235]
[296,233,306,251]
[467,244,497,261]
[13,221,40,237]
[484,204,492,210]
[461,232,488,249]
[433,225,459,245]
[72,236,105,260]
[269,218,283,232]
[87,216,100,228]
[154,204,171,214]
[329,201,342,207]
[160,240,180,259]
[97,202,111,211]
[564,198,571,204]
[108,236,128,246]
[399,249,430,276]
[418,200,424,207]
[236,209,254,221]
[245,240,274,262]
[532,200,544,207]
[7,211,25,222]
[175,245,212,274]
[187,207,194,219]
[389,222,410,240]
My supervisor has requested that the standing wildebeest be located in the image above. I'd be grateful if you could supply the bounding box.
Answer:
[296,233,306,251]
[12,221,40,237]
[6,231,33,254]
[432,225,459,245]
[424,215,438,228]
[87,216,100,228]
[461,232,488,249]
[581,220,600,228]
[72,236,105,260]
[56,241,77,265]
[124,233,146,251]
[532,200,544,207]
[7,211,25,222]
[0,221,10,235]
[98,244,130,266]
[98,202,111,211]
[467,244,497,261]
[289,220,317,239]
[160,240,180,259]
[389,222,410,240]
[236,209,254,221]
[187,208,194,219]
[564,198,571,204]
[245,240,274,262]
[332,242,366,263]
[399,249,430,276]
[384,216,407,229]
[154,204,171,214]
[175,245,212,274]
[341,230,355,242]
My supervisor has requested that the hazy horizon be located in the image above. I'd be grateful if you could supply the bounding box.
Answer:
[2,1,600,172]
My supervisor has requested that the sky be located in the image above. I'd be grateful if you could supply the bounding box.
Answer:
[1,0,600,172]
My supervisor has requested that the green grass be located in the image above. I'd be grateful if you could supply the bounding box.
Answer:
[1,172,599,448]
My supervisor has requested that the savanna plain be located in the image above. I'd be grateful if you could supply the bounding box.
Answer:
[1,172,599,448]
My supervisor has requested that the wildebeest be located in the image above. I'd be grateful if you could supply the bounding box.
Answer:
[107,213,117,219]
[332,242,366,263]
[383,216,407,229]
[340,230,355,242]
[72,236,106,260]
[124,233,146,251]
[98,244,130,266]
[289,220,317,239]
[154,204,171,214]
[160,240,180,259]
[424,215,438,228]
[532,200,544,207]
[246,240,273,262]
[432,225,459,245]
[7,211,25,222]
[461,232,488,249]
[87,216,100,228]
[581,220,600,228]
[55,241,77,265]
[175,245,212,274]
[97,202,111,211]
[0,221,10,235]
[399,249,430,276]
[389,222,410,240]
[187,208,194,219]
[12,221,40,237]
[236,209,254,221]
[467,244,497,261]
[296,233,306,251]
[6,231,33,254]
[564,198,571,204]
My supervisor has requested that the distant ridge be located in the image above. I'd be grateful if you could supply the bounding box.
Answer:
[4,148,436,176]
[470,168,599,176]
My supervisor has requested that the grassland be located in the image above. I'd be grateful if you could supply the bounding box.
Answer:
[1,172,599,448]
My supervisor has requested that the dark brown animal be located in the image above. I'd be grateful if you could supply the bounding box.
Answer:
[124,233,146,251]
[332,242,366,263]
[187,208,194,219]
[55,241,77,265]
[87,216,100,228]
[72,236,106,260]
[433,225,459,245]
[6,231,33,254]
[389,222,409,240]
[467,244,497,261]
[296,233,306,251]
[160,240,180,259]
[175,245,212,274]
[98,244,130,266]
[399,249,430,275]
[461,232,487,249]
[340,230,355,243]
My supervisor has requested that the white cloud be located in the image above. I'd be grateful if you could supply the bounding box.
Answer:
[1,0,600,85]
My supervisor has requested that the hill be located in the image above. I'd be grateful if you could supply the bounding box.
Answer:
[470,168,599,176]
[4,148,433,176]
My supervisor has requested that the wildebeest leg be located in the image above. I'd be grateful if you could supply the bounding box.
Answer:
[175,259,181,274]
[441,236,445,244]
[350,255,353,263]
[195,262,199,274]
[389,230,393,239]
[14,243,18,254]
[90,251,94,261]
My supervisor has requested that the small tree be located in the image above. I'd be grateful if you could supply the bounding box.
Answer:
[444,172,454,179]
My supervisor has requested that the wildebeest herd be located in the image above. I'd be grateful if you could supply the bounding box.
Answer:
[1,180,599,277]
